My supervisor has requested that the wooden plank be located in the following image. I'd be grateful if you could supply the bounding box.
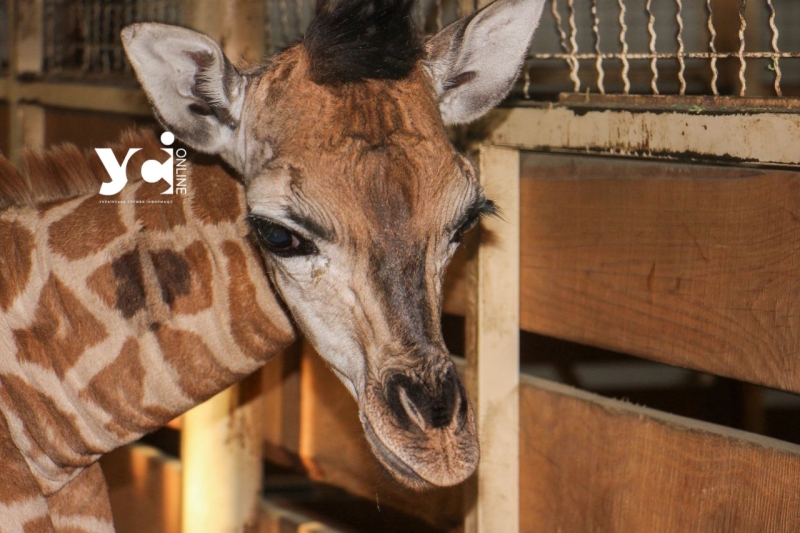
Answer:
[18,83,152,116]
[556,94,800,115]
[15,0,43,75]
[18,103,45,152]
[181,372,265,533]
[464,145,520,533]
[517,153,800,393]
[520,374,800,533]
[261,344,302,467]
[475,105,800,165]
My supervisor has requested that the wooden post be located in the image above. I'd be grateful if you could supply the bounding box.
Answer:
[464,145,521,533]
[179,3,268,532]
[8,0,45,164]
[181,373,265,533]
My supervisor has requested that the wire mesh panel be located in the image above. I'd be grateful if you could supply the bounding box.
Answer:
[42,0,184,77]
[525,0,800,98]
[263,0,800,98]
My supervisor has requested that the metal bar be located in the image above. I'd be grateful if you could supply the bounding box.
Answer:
[617,0,629,94]
[551,0,579,92]
[675,0,686,96]
[591,0,604,94]
[706,0,719,96]
[567,0,580,92]
[767,0,782,97]
[738,0,747,96]
[646,0,658,95]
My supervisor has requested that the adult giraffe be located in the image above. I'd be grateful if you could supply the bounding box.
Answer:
[0,0,546,529]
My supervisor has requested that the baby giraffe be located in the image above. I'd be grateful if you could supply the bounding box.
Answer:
[0,0,546,530]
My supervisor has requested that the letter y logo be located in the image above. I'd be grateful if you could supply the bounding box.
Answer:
[97,148,141,196]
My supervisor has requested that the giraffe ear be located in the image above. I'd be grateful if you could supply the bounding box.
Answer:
[122,23,246,157]
[424,0,547,125]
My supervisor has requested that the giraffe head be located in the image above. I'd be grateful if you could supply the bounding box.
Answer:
[122,0,546,489]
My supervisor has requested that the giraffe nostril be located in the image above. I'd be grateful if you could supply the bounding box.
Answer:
[385,369,462,431]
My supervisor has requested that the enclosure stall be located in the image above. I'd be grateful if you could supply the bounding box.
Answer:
[2,0,800,531]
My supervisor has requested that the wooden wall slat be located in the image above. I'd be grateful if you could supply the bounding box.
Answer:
[442,153,800,391]
[520,375,800,533]
[518,154,800,392]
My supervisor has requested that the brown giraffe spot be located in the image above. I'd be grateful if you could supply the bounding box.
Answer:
[0,220,35,312]
[14,275,108,378]
[223,241,294,361]
[134,181,187,231]
[85,263,116,310]
[151,241,213,315]
[48,197,126,260]
[111,250,146,319]
[190,163,244,224]
[0,412,46,506]
[150,250,191,307]
[47,463,114,525]
[23,516,53,533]
[0,374,103,471]
[79,338,171,439]
[155,325,240,402]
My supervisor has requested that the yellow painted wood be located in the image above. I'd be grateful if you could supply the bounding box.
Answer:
[479,105,800,165]
[181,374,264,533]
[464,145,520,533]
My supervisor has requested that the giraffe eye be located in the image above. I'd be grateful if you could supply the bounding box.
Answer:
[249,217,318,258]
[451,214,480,244]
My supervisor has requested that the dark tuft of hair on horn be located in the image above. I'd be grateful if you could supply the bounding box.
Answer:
[303,0,423,85]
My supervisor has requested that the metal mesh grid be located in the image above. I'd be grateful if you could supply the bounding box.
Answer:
[523,0,800,98]
[264,0,800,98]
[42,0,183,77]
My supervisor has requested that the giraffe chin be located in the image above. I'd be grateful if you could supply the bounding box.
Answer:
[361,418,435,490]
[358,380,479,490]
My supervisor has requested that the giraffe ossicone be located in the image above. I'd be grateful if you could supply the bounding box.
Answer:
[0,0,547,529]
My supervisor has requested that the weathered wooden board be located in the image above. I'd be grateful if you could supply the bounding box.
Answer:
[517,154,800,392]
[520,375,800,533]
[476,105,800,165]
[464,145,520,533]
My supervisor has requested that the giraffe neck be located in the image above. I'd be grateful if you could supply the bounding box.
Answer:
[0,131,295,494]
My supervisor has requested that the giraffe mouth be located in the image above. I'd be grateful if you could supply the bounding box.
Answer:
[360,416,434,490]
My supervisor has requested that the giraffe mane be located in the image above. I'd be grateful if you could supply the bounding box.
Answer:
[0,128,161,212]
